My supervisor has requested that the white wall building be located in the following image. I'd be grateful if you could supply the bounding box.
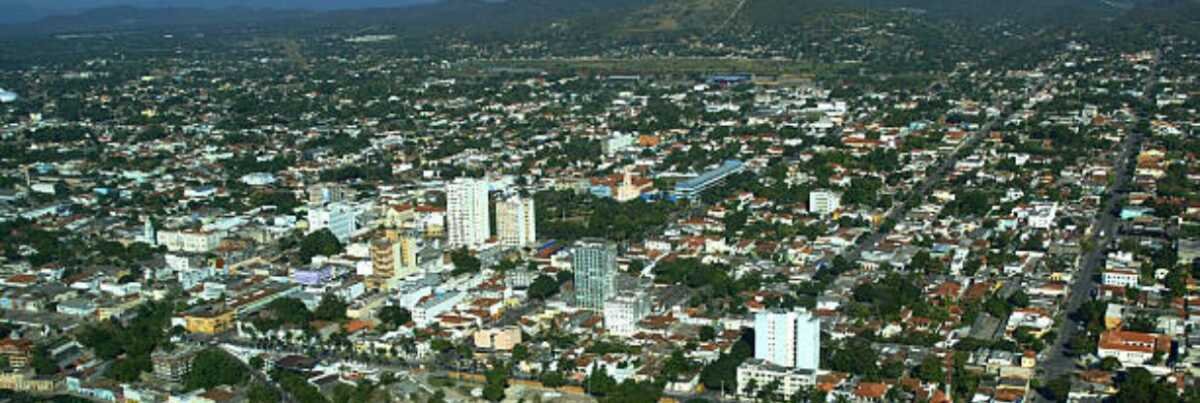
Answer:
[1096,330,1168,368]
[1026,202,1058,229]
[754,309,820,370]
[495,195,536,249]
[412,291,466,326]
[603,290,650,337]
[808,190,841,216]
[736,359,817,402]
[157,229,224,253]
[447,178,491,249]
[307,202,359,244]
[1102,268,1140,288]
[602,132,636,155]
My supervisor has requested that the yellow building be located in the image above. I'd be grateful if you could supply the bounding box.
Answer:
[0,372,61,393]
[183,307,235,335]
[368,230,418,290]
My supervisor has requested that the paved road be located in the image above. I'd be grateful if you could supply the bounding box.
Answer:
[1027,48,1159,402]
[1033,129,1144,386]
[829,74,1052,266]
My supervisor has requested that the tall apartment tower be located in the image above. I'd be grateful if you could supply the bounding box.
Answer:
[446,178,490,249]
[143,216,157,246]
[496,195,536,249]
[754,309,821,370]
[368,230,419,290]
[573,239,617,310]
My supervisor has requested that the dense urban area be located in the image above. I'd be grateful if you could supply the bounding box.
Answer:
[0,0,1199,402]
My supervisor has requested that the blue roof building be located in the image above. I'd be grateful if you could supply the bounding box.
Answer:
[672,160,745,201]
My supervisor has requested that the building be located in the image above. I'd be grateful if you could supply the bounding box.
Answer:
[602,132,636,155]
[603,290,650,337]
[151,345,200,384]
[0,372,60,394]
[591,171,655,202]
[1025,202,1059,229]
[413,291,466,326]
[0,338,33,370]
[808,190,842,216]
[754,309,820,370]
[1097,329,1171,367]
[1102,268,1140,288]
[183,306,236,335]
[368,230,420,290]
[447,178,491,249]
[574,239,617,310]
[157,229,223,253]
[736,359,817,402]
[292,266,334,286]
[307,183,347,205]
[473,327,522,351]
[307,202,359,244]
[1179,239,1200,267]
[143,216,156,246]
[496,195,536,249]
[57,299,97,318]
[672,160,745,201]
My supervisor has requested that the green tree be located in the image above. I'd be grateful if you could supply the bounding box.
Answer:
[1039,375,1071,402]
[1099,356,1122,371]
[700,336,752,391]
[527,275,560,300]
[31,345,58,376]
[314,294,348,322]
[378,306,412,328]
[541,371,566,388]
[1113,367,1176,403]
[483,362,509,402]
[584,366,618,397]
[914,356,944,383]
[247,383,281,403]
[299,229,344,261]
[185,349,248,390]
[450,248,481,276]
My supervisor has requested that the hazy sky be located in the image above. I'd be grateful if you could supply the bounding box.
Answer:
[0,0,440,23]
[12,0,437,11]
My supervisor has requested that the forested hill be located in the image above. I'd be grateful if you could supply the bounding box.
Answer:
[3,0,1199,42]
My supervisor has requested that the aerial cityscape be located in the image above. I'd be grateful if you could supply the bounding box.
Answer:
[0,0,1198,402]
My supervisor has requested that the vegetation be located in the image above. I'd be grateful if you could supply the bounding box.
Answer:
[75,299,175,381]
[299,229,344,262]
[185,349,248,390]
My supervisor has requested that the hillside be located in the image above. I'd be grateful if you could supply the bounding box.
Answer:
[5,0,1199,41]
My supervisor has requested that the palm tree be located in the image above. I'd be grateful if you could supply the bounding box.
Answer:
[743,378,759,401]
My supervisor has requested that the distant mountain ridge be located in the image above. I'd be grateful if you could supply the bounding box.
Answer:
[3,0,1198,37]
[0,0,436,24]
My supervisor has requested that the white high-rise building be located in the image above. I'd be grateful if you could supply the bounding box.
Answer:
[808,190,841,216]
[307,202,359,244]
[143,216,157,246]
[603,290,650,337]
[574,239,617,310]
[754,309,820,370]
[496,195,536,249]
[447,178,491,248]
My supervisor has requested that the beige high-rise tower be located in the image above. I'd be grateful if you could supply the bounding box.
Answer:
[368,230,419,290]
[495,195,536,249]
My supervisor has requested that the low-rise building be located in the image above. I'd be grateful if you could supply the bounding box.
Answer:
[1097,329,1171,367]
[736,358,817,401]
